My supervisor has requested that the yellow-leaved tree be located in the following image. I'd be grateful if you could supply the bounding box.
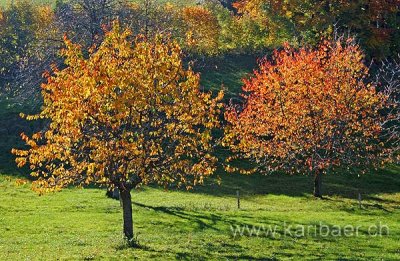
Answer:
[181,5,221,56]
[12,22,223,241]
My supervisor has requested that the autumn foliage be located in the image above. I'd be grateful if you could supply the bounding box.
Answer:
[181,6,221,55]
[233,0,400,58]
[224,38,387,197]
[12,22,223,239]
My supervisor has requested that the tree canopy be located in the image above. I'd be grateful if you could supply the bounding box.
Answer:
[223,37,388,196]
[12,22,224,239]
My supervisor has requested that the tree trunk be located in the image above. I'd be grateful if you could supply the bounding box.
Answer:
[106,187,120,200]
[120,188,134,240]
[313,170,323,198]
[112,188,120,199]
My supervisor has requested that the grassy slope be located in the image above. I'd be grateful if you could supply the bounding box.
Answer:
[199,54,258,100]
[1,167,399,260]
[1,55,399,260]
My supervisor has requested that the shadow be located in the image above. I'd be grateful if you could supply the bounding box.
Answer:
[129,201,388,260]
[132,201,255,233]
[127,201,273,259]
[197,54,258,101]
[130,201,318,260]
[364,195,399,204]
[190,165,400,201]
[223,255,277,261]
[115,241,151,251]
[174,242,252,261]
[0,99,44,177]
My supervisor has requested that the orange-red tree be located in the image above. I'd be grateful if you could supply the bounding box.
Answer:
[12,23,223,241]
[224,37,387,197]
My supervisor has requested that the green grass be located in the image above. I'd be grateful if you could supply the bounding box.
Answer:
[0,166,399,260]
[199,54,258,101]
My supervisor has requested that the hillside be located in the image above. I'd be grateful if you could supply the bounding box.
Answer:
[1,54,399,259]
[1,166,399,260]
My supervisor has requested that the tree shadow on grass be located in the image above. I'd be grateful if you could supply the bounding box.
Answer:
[176,252,274,261]
[129,201,387,260]
[191,165,400,201]
[132,202,255,232]
[131,201,288,260]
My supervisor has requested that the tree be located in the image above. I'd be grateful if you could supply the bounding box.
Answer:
[223,37,387,197]
[375,56,400,157]
[124,0,182,39]
[232,0,400,59]
[216,0,236,12]
[54,0,129,48]
[0,0,35,78]
[0,1,43,92]
[0,0,60,99]
[232,0,292,48]
[12,23,223,241]
[337,0,400,59]
[181,5,221,56]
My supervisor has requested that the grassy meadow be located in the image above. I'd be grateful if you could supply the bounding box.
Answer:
[1,167,399,260]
